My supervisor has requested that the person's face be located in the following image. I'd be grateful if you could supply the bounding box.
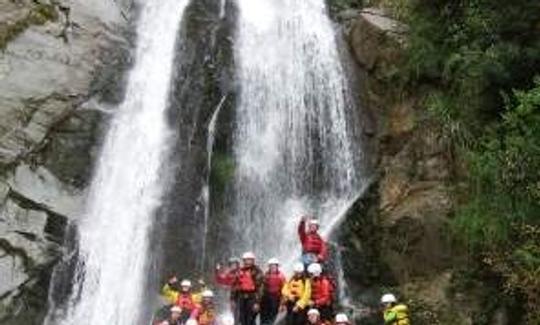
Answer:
[203,297,212,305]
[181,285,190,292]
[269,264,278,272]
[229,262,240,270]
[308,314,319,324]
[171,312,181,321]
[243,258,254,267]
[308,224,319,233]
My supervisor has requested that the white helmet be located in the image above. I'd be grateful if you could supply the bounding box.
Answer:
[185,319,198,325]
[170,306,182,314]
[381,293,397,304]
[335,313,349,323]
[309,219,320,226]
[242,251,256,260]
[267,258,280,265]
[293,262,304,273]
[307,263,322,276]
[202,290,214,298]
[181,279,192,287]
[307,308,320,316]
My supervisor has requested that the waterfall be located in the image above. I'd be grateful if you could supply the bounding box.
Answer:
[200,95,228,272]
[228,0,366,269]
[44,1,189,324]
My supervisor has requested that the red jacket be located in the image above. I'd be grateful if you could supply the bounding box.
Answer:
[215,268,236,287]
[298,220,328,261]
[263,271,286,297]
[311,276,333,307]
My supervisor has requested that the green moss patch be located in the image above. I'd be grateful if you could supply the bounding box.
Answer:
[0,3,59,50]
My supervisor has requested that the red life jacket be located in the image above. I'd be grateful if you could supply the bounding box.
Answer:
[298,221,328,260]
[238,267,256,292]
[303,233,324,254]
[176,292,196,310]
[264,271,285,296]
[311,276,332,307]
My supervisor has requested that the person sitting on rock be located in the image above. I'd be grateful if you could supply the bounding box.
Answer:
[307,263,333,322]
[306,308,327,325]
[161,275,181,305]
[191,290,217,325]
[381,293,410,325]
[260,258,286,325]
[298,216,328,266]
[281,262,311,325]
[192,278,209,305]
[162,278,198,322]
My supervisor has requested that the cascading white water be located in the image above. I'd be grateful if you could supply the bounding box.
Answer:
[44,1,189,324]
[200,95,228,272]
[229,0,366,269]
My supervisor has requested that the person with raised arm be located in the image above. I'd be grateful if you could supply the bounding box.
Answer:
[298,216,328,266]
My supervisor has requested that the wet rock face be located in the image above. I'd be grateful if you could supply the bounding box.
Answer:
[343,7,460,322]
[0,0,132,323]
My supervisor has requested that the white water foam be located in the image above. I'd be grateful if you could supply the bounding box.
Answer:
[44,1,190,324]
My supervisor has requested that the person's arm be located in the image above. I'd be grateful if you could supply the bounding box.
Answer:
[296,279,311,309]
[298,217,307,243]
[279,274,286,291]
[318,239,328,261]
[281,280,291,301]
[161,283,179,304]
[383,309,398,324]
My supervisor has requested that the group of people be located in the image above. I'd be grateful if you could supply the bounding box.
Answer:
[154,216,410,325]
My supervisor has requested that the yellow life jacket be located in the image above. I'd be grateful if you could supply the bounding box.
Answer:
[161,284,200,307]
[389,304,410,325]
[281,277,311,309]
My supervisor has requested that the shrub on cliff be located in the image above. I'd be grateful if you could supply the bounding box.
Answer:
[396,0,540,322]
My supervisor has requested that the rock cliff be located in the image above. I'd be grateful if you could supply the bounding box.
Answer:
[343,7,511,324]
[0,0,132,323]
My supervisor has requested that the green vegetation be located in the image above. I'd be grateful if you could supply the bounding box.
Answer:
[392,0,540,322]
[0,3,58,50]
[210,153,235,194]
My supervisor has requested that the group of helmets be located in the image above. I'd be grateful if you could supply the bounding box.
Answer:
[306,309,350,324]
[238,252,323,277]
[177,279,215,299]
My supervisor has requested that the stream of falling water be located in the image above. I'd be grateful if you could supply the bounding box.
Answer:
[200,95,228,272]
[44,1,189,324]
[229,0,366,270]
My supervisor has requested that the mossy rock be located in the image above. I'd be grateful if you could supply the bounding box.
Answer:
[0,3,59,50]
